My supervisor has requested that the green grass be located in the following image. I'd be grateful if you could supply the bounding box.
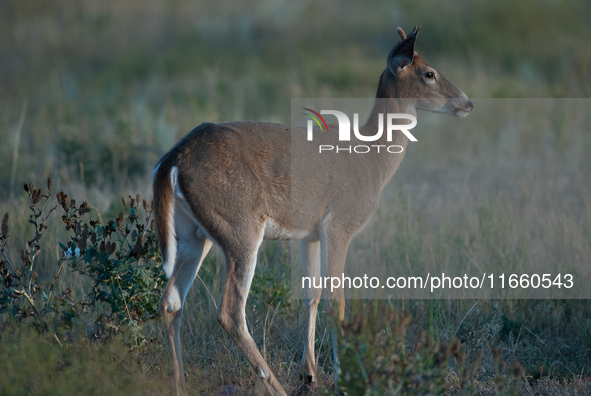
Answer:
[0,327,171,396]
[1,0,591,394]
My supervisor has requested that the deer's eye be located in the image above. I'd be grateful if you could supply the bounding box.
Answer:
[425,72,435,79]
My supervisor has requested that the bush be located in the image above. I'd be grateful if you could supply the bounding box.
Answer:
[0,179,166,341]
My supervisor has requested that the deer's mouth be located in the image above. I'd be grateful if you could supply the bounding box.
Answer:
[417,97,474,118]
[449,99,474,118]
[453,108,471,118]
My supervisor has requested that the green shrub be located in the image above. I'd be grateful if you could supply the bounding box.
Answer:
[0,179,166,341]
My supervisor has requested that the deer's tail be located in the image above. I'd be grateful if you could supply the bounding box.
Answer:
[152,161,178,279]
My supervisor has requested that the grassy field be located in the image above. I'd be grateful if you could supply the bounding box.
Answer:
[1,0,591,394]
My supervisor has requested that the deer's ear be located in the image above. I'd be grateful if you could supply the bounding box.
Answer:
[388,26,420,72]
[396,27,406,41]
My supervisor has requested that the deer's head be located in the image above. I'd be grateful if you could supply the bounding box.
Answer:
[377,26,474,118]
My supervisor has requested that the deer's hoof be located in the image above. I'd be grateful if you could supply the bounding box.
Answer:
[299,372,316,384]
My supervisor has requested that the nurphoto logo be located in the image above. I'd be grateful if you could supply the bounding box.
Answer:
[303,108,418,153]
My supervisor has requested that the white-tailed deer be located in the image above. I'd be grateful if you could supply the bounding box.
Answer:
[153,26,473,395]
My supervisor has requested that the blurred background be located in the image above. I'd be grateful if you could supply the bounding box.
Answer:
[1,0,590,393]
[1,0,590,201]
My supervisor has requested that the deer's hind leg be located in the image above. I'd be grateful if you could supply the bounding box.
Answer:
[214,222,287,396]
[160,204,213,396]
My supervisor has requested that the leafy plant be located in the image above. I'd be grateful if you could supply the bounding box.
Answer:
[0,179,166,341]
[57,191,165,338]
[0,179,65,333]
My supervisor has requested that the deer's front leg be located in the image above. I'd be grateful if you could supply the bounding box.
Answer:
[320,225,352,390]
[300,239,322,384]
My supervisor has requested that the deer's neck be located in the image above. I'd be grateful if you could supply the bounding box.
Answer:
[361,97,415,189]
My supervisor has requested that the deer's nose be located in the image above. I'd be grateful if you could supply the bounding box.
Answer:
[467,100,474,110]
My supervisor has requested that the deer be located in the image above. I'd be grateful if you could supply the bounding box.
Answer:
[152,26,473,396]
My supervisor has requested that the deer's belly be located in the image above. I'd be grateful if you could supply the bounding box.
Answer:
[263,219,310,241]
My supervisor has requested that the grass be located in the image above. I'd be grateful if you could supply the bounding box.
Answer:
[0,326,171,396]
[1,0,591,394]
